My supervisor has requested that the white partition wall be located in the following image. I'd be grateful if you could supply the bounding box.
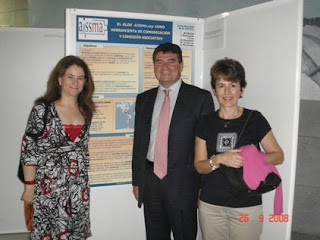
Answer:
[202,1,303,239]
[0,1,302,239]
[0,28,65,233]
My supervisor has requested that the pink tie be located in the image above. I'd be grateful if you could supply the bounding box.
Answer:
[154,89,170,179]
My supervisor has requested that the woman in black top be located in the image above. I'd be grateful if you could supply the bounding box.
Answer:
[194,58,284,240]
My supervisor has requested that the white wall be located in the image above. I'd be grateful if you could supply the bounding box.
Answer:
[0,28,65,233]
[27,0,272,28]
[0,1,302,239]
[202,1,302,239]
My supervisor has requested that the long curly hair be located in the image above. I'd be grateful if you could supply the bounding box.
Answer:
[35,55,95,120]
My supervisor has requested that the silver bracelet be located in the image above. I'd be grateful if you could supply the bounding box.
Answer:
[209,155,220,171]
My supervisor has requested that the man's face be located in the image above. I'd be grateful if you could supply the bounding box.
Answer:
[154,51,183,88]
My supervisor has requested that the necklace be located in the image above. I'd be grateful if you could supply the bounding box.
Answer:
[219,107,242,128]
[224,120,232,128]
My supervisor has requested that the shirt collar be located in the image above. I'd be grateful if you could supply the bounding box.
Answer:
[159,79,182,94]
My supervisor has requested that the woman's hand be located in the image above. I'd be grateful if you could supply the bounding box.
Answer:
[21,185,35,205]
[219,149,243,168]
[21,165,36,204]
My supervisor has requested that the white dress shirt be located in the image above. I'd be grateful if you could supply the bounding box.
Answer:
[146,80,182,162]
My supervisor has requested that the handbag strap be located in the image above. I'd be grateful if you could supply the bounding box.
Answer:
[26,101,49,139]
[235,110,253,148]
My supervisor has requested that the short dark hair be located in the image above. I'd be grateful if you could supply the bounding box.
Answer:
[152,42,183,63]
[210,58,247,89]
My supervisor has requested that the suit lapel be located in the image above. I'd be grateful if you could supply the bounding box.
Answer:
[169,81,188,133]
[144,88,158,131]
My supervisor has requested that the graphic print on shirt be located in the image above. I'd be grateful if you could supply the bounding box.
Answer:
[216,132,238,152]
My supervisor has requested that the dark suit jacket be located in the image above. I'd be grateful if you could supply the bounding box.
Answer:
[132,81,215,207]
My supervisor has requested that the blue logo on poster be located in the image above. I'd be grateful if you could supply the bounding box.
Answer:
[76,16,172,45]
[77,16,108,41]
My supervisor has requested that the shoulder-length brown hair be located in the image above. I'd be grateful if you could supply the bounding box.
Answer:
[35,55,96,120]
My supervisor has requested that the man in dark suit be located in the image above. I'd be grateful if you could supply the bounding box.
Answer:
[132,42,215,240]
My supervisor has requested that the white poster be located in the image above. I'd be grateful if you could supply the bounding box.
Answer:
[66,9,202,186]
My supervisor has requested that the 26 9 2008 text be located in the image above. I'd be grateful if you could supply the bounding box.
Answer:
[238,213,289,223]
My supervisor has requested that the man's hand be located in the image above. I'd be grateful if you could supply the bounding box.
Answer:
[133,186,139,201]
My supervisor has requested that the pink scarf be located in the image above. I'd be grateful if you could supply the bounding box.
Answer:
[240,144,283,214]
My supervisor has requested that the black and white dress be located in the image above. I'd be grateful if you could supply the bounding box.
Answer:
[21,102,91,239]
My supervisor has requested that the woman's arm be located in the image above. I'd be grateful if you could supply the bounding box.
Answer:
[260,130,284,165]
[194,137,212,174]
[21,165,36,204]
[20,104,45,204]
[194,137,243,174]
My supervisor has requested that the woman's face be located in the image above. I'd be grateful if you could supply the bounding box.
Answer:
[213,77,244,108]
[58,64,86,98]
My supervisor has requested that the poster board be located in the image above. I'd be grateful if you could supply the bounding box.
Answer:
[66,1,302,239]
[66,9,204,186]
[0,0,301,238]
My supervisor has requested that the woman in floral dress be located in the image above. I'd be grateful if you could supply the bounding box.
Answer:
[20,55,95,239]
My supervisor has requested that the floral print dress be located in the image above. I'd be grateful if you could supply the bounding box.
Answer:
[20,102,91,239]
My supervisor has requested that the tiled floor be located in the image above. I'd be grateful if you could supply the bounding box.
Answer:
[0,231,320,239]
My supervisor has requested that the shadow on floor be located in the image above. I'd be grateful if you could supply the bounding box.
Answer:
[291,232,320,240]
